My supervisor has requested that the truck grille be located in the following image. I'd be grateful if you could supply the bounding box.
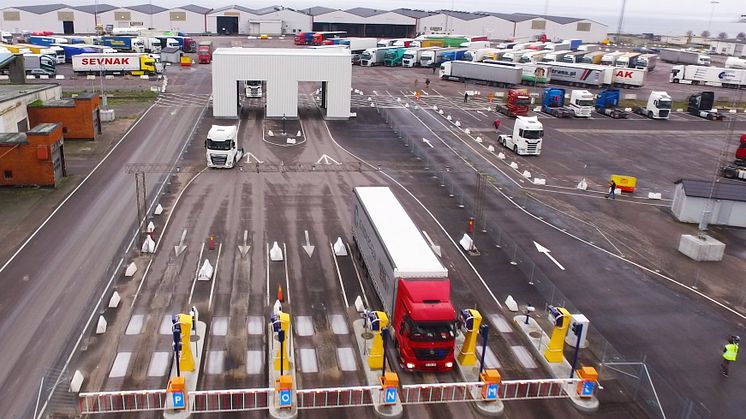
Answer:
[413,348,449,361]
[659,110,670,118]
[526,143,539,153]
[210,155,227,166]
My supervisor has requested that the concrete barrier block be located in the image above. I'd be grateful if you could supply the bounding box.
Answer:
[198,259,214,281]
[100,108,115,121]
[464,128,471,134]
[446,115,452,121]
[286,138,296,144]
[70,370,84,392]
[26,75,35,80]
[487,145,495,152]
[86,75,96,80]
[576,178,588,190]
[270,241,283,261]
[154,203,164,215]
[495,92,504,98]
[534,106,542,112]
[141,236,155,253]
[96,315,107,334]
[105,75,115,79]
[267,130,274,137]
[522,170,532,178]
[432,105,438,111]
[675,108,684,112]
[39,75,49,79]
[108,291,121,308]
[459,234,474,252]
[55,74,65,80]
[454,120,461,127]
[497,152,505,159]
[533,177,546,185]
[623,93,637,100]
[504,295,518,312]
[438,109,444,115]
[147,221,155,233]
[475,136,482,143]
[0,75,9,80]
[647,192,662,200]
[729,109,737,114]
[125,262,137,277]
[333,237,347,256]
[510,162,519,170]
[140,75,149,80]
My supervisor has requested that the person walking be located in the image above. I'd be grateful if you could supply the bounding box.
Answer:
[606,179,617,199]
[464,92,469,103]
[425,78,430,89]
[721,335,740,376]
[432,65,436,74]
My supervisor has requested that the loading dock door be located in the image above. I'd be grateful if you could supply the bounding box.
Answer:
[63,21,74,35]
[217,16,239,35]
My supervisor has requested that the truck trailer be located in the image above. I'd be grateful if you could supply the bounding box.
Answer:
[659,48,710,65]
[100,36,145,53]
[440,61,522,87]
[72,53,162,75]
[352,186,456,372]
[670,65,746,88]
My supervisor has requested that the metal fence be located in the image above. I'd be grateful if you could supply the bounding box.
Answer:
[297,385,376,408]
[79,390,168,413]
[400,378,578,404]
[191,388,271,412]
[375,102,710,419]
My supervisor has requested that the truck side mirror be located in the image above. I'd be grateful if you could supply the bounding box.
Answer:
[204,140,207,148]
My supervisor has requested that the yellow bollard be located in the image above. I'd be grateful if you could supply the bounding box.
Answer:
[457,309,482,366]
[273,311,290,372]
[178,313,195,372]
[544,306,571,363]
[368,311,389,370]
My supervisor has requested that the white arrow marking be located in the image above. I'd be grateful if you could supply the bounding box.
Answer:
[238,230,251,257]
[245,152,264,164]
[422,138,434,148]
[174,229,187,257]
[302,230,315,257]
[533,241,565,271]
[421,230,441,257]
[316,154,341,165]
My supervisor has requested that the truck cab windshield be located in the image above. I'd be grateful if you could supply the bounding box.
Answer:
[362,52,372,59]
[406,319,455,342]
[403,54,414,59]
[656,100,672,109]
[576,100,594,106]
[523,130,544,140]
[206,140,233,150]
[514,97,531,105]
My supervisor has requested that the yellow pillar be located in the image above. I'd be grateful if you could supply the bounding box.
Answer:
[178,313,195,372]
[457,309,482,366]
[544,306,571,363]
[368,311,389,370]
[273,311,290,371]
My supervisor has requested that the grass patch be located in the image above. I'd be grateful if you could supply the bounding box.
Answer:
[63,89,159,102]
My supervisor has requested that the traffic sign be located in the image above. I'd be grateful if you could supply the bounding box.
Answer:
[384,386,397,404]
[484,383,498,400]
[581,381,595,397]
[279,389,292,407]
[172,391,185,409]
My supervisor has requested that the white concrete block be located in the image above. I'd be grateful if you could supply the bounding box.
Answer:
[533,106,542,112]
[154,203,164,215]
[370,102,375,107]
[497,152,504,159]
[100,109,115,122]
[475,136,482,143]
[675,108,684,112]
[487,145,495,152]
[125,262,137,277]
[267,130,274,137]
[533,178,546,185]
[87,75,96,80]
[296,130,302,137]
[141,236,155,253]
[55,74,65,80]
[464,128,471,134]
[270,241,283,261]
[0,75,9,80]
[40,75,49,79]
[504,295,518,312]
[729,109,737,114]
[438,109,444,115]
[140,75,149,80]
[522,170,532,178]
[459,234,474,252]
[404,103,410,108]
[455,120,461,127]
[509,162,519,170]
[150,86,159,92]
[70,370,84,392]
[432,105,438,111]
[623,93,637,100]
[198,259,213,281]
[647,192,662,200]
[576,178,588,190]
[105,75,115,79]
[26,75,36,80]
[446,115,452,121]
[495,91,505,98]
[624,107,632,112]
[333,237,347,256]
[286,138,296,144]
[108,291,121,308]
[147,221,155,233]
[678,234,725,261]
[96,316,107,334]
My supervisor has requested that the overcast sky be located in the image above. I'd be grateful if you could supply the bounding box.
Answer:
[5,0,746,34]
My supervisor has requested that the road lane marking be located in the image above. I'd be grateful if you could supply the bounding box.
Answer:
[130,258,153,309]
[346,243,369,308]
[109,352,132,378]
[330,241,349,307]
[188,243,205,304]
[283,242,291,304]
[208,242,222,311]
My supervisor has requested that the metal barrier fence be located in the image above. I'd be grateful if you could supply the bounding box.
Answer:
[191,388,271,412]
[79,389,168,413]
[400,378,578,405]
[297,385,376,408]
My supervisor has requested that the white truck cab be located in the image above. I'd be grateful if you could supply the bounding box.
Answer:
[206,125,243,168]
[497,116,543,155]
[637,91,672,120]
[245,80,262,98]
[569,90,594,117]
[698,54,711,66]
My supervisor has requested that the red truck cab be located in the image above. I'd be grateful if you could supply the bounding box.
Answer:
[736,134,746,160]
[294,32,307,45]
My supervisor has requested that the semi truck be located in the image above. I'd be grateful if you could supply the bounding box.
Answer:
[670,65,746,88]
[101,36,145,53]
[481,60,551,85]
[636,54,658,71]
[560,51,588,64]
[294,32,313,45]
[725,56,746,69]
[463,48,511,62]
[659,48,710,65]
[542,88,573,118]
[632,91,672,119]
[54,43,98,62]
[360,46,400,67]
[541,50,571,63]
[687,91,725,120]
[198,41,213,64]
[72,53,162,75]
[352,186,456,372]
[720,134,746,181]
[402,47,438,67]
[420,47,458,67]
[245,81,262,98]
[28,36,67,47]
[548,62,646,87]
[206,125,243,169]
[616,52,642,68]
[440,48,468,62]
[142,37,161,53]
[594,88,628,119]
[497,116,543,155]
[383,48,406,66]
[495,88,530,117]
[581,51,605,64]
[600,51,624,66]
[519,50,549,63]
[440,61,522,87]
[22,54,56,76]
[568,89,594,117]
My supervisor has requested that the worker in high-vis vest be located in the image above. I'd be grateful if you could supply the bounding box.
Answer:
[721,335,740,377]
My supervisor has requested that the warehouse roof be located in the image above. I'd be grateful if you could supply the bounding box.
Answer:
[12,4,69,14]
[73,4,118,14]
[126,4,168,14]
[177,4,212,14]
[208,5,256,14]
[436,10,485,21]
[299,6,335,16]
[676,179,746,202]
[390,8,432,19]
[0,132,28,146]
[214,47,349,57]
[345,8,387,18]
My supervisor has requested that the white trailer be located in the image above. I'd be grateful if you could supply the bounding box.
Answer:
[440,61,522,86]
[670,65,746,88]
[725,56,746,69]
[659,48,710,65]
[344,38,378,53]
[548,62,612,87]
[611,67,646,87]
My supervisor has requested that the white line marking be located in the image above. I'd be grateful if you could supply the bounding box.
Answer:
[265,242,270,307]
[156,168,207,253]
[330,241,349,307]
[208,242,222,311]
[283,242,290,304]
[188,243,205,303]
[346,243,369,308]
[130,258,154,309]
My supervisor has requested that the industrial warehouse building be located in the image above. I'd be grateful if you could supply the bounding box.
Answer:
[1,4,607,42]
[671,179,746,228]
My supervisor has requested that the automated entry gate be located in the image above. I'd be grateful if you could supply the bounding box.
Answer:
[79,378,584,414]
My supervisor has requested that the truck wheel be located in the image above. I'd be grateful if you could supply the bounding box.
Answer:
[648,111,654,119]
[672,79,679,84]
[513,145,518,154]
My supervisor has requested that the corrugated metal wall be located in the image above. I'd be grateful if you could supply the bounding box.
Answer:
[212,48,351,119]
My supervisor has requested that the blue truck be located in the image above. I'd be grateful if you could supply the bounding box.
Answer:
[440,48,468,62]
[55,44,98,62]
[101,36,145,53]
[29,36,66,47]
[542,88,573,118]
[595,88,628,119]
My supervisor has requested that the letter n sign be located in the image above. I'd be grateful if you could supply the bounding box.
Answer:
[384,386,397,405]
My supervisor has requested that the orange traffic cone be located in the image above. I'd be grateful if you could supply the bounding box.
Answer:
[277,285,284,302]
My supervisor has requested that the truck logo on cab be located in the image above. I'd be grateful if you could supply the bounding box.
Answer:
[81,57,132,66]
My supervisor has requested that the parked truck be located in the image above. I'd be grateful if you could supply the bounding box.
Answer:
[616,52,642,68]
[383,48,406,66]
[360,46,400,67]
[670,65,746,88]
[542,88,573,118]
[352,186,456,372]
[420,47,459,67]
[101,36,145,53]
[633,91,672,119]
[594,88,628,119]
[636,54,658,71]
[245,81,262,98]
[22,53,56,76]
[581,51,605,64]
[725,56,746,69]
[198,41,213,64]
[205,125,243,169]
[54,43,98,62]
[72,53,162,75]
[600,51,625,66]
[495,88,531,117]
[402,47,437,67]
[568,89,595,117]
[143,37,161,53]
[497,116,543,155]
[440,61,522,87]
[439,48,468,62]
[687,91,725,120]
[659,48,710,65]
[720,134,746,181]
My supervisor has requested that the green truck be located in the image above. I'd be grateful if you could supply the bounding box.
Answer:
[383,48,406,66]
